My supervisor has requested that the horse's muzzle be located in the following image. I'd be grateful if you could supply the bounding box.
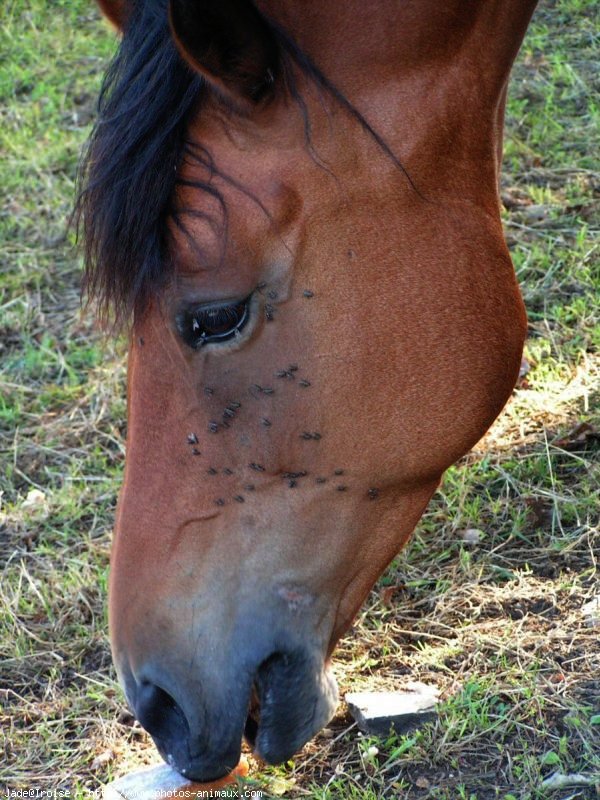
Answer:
[125,646,338,781]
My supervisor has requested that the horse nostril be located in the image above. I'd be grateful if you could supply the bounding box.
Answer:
[134,681,190,745]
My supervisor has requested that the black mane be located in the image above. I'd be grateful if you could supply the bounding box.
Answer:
[76,0,203,323]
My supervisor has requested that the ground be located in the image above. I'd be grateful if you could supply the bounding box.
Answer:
[0,1,598,798]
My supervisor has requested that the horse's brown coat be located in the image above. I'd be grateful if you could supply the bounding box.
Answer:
[91,0,537,780]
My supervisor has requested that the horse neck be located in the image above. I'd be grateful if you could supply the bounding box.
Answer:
[261,0,538,91]
[260,0,538,208]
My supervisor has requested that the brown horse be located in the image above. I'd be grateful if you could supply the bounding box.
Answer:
[79,0,538,781]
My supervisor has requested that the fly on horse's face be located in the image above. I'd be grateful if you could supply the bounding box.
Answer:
[83,0,537,781]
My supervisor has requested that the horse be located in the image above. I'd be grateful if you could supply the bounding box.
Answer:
[78,0,538,781]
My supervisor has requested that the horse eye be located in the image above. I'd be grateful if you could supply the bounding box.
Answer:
[177,297,251,348]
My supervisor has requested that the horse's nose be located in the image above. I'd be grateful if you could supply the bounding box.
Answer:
[131,679,241,781]
[134,682,189,748]
[122,641,337,780]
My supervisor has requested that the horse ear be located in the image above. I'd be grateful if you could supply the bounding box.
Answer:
[168,0,279,110]
[96,0,129,29]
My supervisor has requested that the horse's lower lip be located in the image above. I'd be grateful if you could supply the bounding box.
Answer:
[248,652,338,765]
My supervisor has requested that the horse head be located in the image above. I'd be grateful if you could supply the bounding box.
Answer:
[80,0,535,780]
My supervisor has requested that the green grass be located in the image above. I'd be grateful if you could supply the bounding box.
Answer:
[1,0,599,798]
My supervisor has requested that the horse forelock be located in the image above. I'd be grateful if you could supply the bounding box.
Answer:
[76,0,203,326]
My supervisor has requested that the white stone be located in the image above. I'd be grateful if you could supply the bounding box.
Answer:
[346,683,440,735]
[582,595,600,627]
[103,763,190,800]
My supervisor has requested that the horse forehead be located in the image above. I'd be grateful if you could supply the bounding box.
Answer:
[183,106,303,185]
[176,137,311,253]
[179,93,383,225]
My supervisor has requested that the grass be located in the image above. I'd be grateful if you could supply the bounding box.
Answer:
[1,0,598,798]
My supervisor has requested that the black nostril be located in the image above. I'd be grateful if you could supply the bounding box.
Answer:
[134,682,190,745]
